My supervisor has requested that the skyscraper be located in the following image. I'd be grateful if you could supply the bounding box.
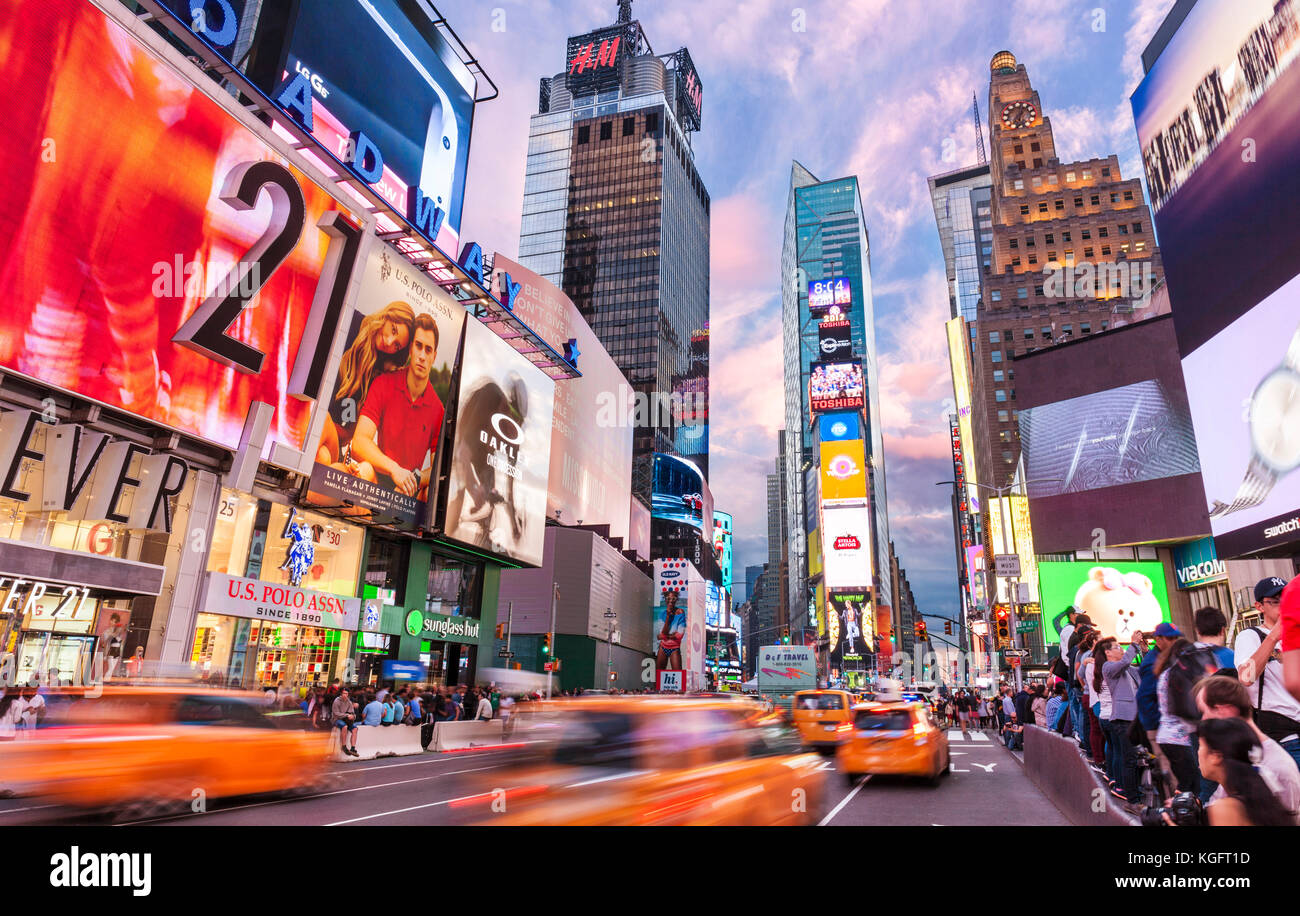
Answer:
[517,2,709,502]
[976,50,1164,489]
[781,163,892,647]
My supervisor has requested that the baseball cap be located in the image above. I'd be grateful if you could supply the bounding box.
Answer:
[1255,577,1288,602]
[1153,622,1181,638]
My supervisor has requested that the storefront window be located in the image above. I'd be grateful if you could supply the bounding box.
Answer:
[427,555,482,618]
[189,612,345,691]
[207,489,363,596]
[364,535,408,606]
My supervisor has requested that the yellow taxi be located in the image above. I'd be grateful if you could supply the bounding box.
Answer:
[0,685,333,819]
[837,699,950,787]
[791,689,857,751]
[455,696,828,826]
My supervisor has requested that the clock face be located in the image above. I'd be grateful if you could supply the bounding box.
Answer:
[1250,367,1300,472]
[1000,101,1038,129]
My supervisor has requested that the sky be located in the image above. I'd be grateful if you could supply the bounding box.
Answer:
[454,0,1179,628]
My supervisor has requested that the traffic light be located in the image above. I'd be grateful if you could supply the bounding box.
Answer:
[944,620,953,636]
[919,621,928,641]
[495,624,505,640]
[541,633,551,655]
[995,607,1010,646]
[781,627,790,644]
[914,620,927,642]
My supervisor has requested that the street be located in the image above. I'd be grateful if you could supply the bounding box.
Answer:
[0,727,1070,827]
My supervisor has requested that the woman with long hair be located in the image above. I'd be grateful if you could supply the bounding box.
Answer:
[1090,637,1121,790]
[1076,631,1105,769]
[656,591,685,671]
[1198,717,1292,826]
[316,301,415,472]
[1154,637,1200,795]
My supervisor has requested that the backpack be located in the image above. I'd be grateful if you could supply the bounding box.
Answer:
[1246,627,1300,743]
[1166,644,1221,723]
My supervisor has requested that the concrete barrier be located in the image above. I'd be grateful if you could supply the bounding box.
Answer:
[329,724,426,761]
[433,719,504,752]
[1023,724,1137,826]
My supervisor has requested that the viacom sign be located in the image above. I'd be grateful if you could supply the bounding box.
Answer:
[1171,537,1228,591]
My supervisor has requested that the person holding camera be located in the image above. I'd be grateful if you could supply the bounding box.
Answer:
[1101,631,1148,808]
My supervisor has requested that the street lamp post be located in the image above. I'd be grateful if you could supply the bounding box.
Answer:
[595,563,617,689]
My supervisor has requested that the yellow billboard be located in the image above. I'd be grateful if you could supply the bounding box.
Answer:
[819,440,868,501]
[988,493,1038,604]
[945,317,980,506]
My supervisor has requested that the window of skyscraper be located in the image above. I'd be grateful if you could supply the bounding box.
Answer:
[622,117,634,136]
[600,121,612,140]
[578,125,590,144]
[1090,195,1100,205]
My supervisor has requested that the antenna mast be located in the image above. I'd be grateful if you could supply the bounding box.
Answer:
[972,92,987,166]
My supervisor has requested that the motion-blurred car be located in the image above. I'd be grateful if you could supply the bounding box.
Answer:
[837,699,950,787]
[456,696,827,825]
[791,689,857,751]
[0,685,333,819]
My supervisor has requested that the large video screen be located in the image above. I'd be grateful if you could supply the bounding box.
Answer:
[0,1,363,453]
[820,440,868,502]
[712,511,733,592]
[492,254,633,544]
[808,277,852,314]
[821,503,873,590]
[809,360,865,413]
[441,319,555,567]
[1132,0,1300,556]
[828,591,873,666]
[1019,380,1200,498]
[651,453,713,534]
[307,243,466,528]
[1037,560,1172,645]
[263,0,476,249]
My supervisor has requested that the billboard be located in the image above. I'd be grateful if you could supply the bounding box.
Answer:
[629,499,652,561]
[987,495,1038,604]
[257,0,477,249]
[966,545,987,612]
[1171,536,1229,590]
[809,360,865,413]
[0,1,366,455]
[820,440,868,502]
[565,24,633,97]
[1132,0,1300,556]
[808,277,852,314]
[946,317,981,511]
[308,243,465,527]
[1037,560,1172,644]
[492,254,633,544]
[821,504,873,590]
[712,511,733,592]
[818,411,862,443]
[650,453,713,534]
[817,319,853,361]
[655,558,705,691]
[828,591,873,666]
[441,319,555,567]
[1019,379,1200,498]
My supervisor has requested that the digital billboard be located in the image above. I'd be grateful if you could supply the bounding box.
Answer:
[818,411,861,443]
[817,319,853,361]
[308,243,465,527]
[821,504,873,590]
[565,24,633,98]
[809,360,865,413]
[712,511,733,592]
[491,254,633,545]
[442,319,555,567]
[819,440,868,502]
[1037,560,1172,645]
[257,0,477,249]
[966,545,987,613]
[987,495,1038,604]
[655,558,706,691]
[946,317,981,512]
[1132,0,1300,556]
[828,591,873,666]
[808,277,852,314]
[1019,380,1200,498]
[0,1,366,455]
[651,453,713,534]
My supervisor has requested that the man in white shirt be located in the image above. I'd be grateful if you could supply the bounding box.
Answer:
[1196,676,1300,823]
[1235,577,1300,773]
[16,685,46,730]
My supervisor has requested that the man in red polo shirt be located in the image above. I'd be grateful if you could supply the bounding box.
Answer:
[351,313,444,498]
[1279,576,1300,702]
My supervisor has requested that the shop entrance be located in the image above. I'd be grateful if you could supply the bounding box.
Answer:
[189,613,344,692]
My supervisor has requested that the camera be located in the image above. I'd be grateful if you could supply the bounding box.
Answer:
[1140,791,1205,827]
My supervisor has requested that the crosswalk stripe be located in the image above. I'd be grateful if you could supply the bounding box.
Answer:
[970,732,990,742]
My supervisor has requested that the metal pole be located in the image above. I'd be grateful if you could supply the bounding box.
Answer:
[505,601,514,656]
[995,485,1022,692]
[547,583,558,699]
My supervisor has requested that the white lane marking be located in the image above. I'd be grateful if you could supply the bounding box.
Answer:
[0,803,58,817]
[946,730,965,741]
[114,765,501,825]
[972,762,997,772]
[343,754,510,775]
[817,761,835,771]
[326,792,485,825]
[565,770,652,788]
[818,775,870,826]
[970,732,990,743]
[949,751,967,756]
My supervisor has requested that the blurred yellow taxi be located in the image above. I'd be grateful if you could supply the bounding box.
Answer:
[837,700,950,787]
[0,685,332,818]
[456,696,827,825]
[791,689,856,751]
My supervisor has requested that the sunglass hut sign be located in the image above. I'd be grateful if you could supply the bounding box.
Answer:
[404,610,480,642]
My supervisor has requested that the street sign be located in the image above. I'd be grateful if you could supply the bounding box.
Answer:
[1016,621,1037,634]
[994,554,1021,577]
[1004,648,1030,658]
[497,650,515,658]
[543,662,555,672]
[1015,582,1032,604]
[1010,657,1021,667]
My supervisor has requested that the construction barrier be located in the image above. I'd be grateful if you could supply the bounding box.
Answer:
[1022,724,1137,826]
[330,724,426,761]
[433,719,505,752]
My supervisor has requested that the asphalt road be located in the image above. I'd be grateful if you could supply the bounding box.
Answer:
[819,726,1072,826]
[0,726,1072,827]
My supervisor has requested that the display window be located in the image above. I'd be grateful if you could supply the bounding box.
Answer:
[188,612,346,691]
[207,489,364,596]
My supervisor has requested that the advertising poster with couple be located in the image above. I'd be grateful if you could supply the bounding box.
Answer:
[309,244,465,529]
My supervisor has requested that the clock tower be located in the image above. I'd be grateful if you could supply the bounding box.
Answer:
[987,51,1056,245]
